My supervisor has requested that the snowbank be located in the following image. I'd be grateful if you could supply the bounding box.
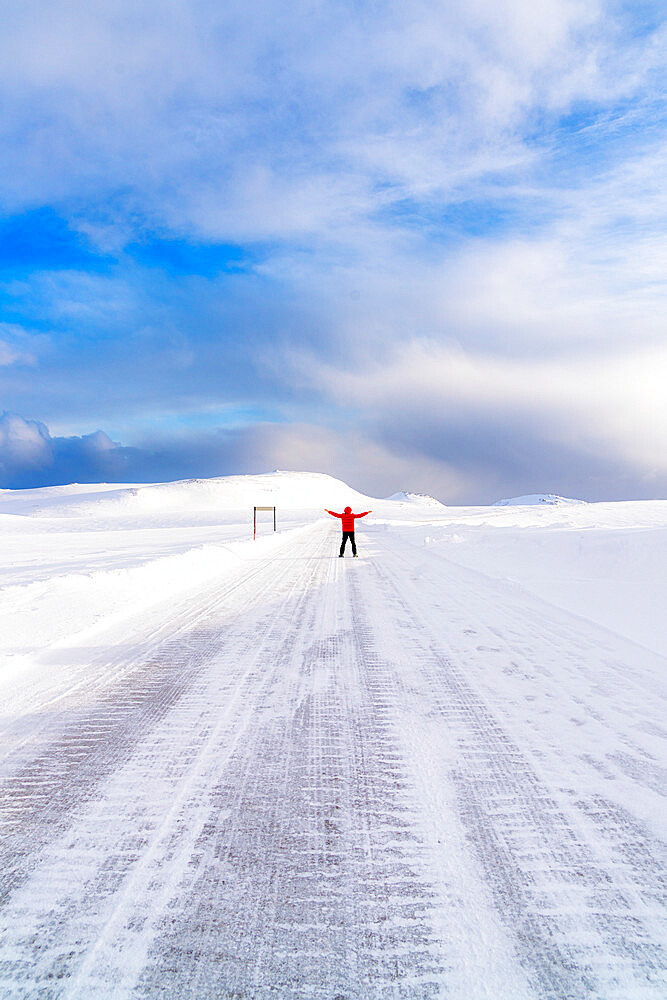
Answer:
[414,500,667,656]
[0,520,311,671]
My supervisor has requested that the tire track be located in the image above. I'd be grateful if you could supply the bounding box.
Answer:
[355,533,667,999]
[133,537,452,1000]
[0,528,324,925]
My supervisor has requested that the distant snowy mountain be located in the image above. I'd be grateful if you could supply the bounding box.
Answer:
[493,493,586,507]
[386,491,445,507]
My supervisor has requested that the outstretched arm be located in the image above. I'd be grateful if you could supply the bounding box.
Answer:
[354,510,372,519]
[325,509,343,518]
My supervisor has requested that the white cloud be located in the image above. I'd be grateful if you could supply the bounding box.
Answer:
[0,412,132,487]
[0,342,24,367]
[0,324,41,366]
[300,339,667,475]
[0,412,52,472]
[1,3,666,501]
[240,421,472,501]
[0,0,661,244]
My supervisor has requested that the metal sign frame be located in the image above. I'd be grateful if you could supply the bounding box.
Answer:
[254,506,276,539]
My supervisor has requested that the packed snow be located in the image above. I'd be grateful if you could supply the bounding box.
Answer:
[0,471,665,998]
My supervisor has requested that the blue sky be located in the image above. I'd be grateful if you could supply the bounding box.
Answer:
[1,0,666,502]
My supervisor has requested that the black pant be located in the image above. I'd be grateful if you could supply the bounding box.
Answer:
[340,531,357,556]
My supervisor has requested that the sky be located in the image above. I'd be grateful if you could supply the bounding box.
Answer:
[0,0,666,503]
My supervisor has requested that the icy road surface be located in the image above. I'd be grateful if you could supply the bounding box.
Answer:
[1,520,666,999]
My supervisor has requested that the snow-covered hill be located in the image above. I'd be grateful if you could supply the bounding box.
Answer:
[2,471,377,519]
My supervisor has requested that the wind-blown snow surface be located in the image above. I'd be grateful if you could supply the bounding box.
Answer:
[0,471,665,999]
[493,493,587,506]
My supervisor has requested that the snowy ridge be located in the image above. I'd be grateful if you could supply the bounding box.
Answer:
[12,471,377,519]
[493,493,586,507]
[0,482,142,517]
[128,470,376,513]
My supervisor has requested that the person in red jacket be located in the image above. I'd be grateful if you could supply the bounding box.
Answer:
[325,506,372,557]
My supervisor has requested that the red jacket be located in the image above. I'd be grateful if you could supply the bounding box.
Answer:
[326,507,371,532]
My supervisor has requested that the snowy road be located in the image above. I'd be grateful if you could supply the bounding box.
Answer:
[1,519,666,999]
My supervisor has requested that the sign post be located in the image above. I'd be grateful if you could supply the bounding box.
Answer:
[254,506,276,540]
